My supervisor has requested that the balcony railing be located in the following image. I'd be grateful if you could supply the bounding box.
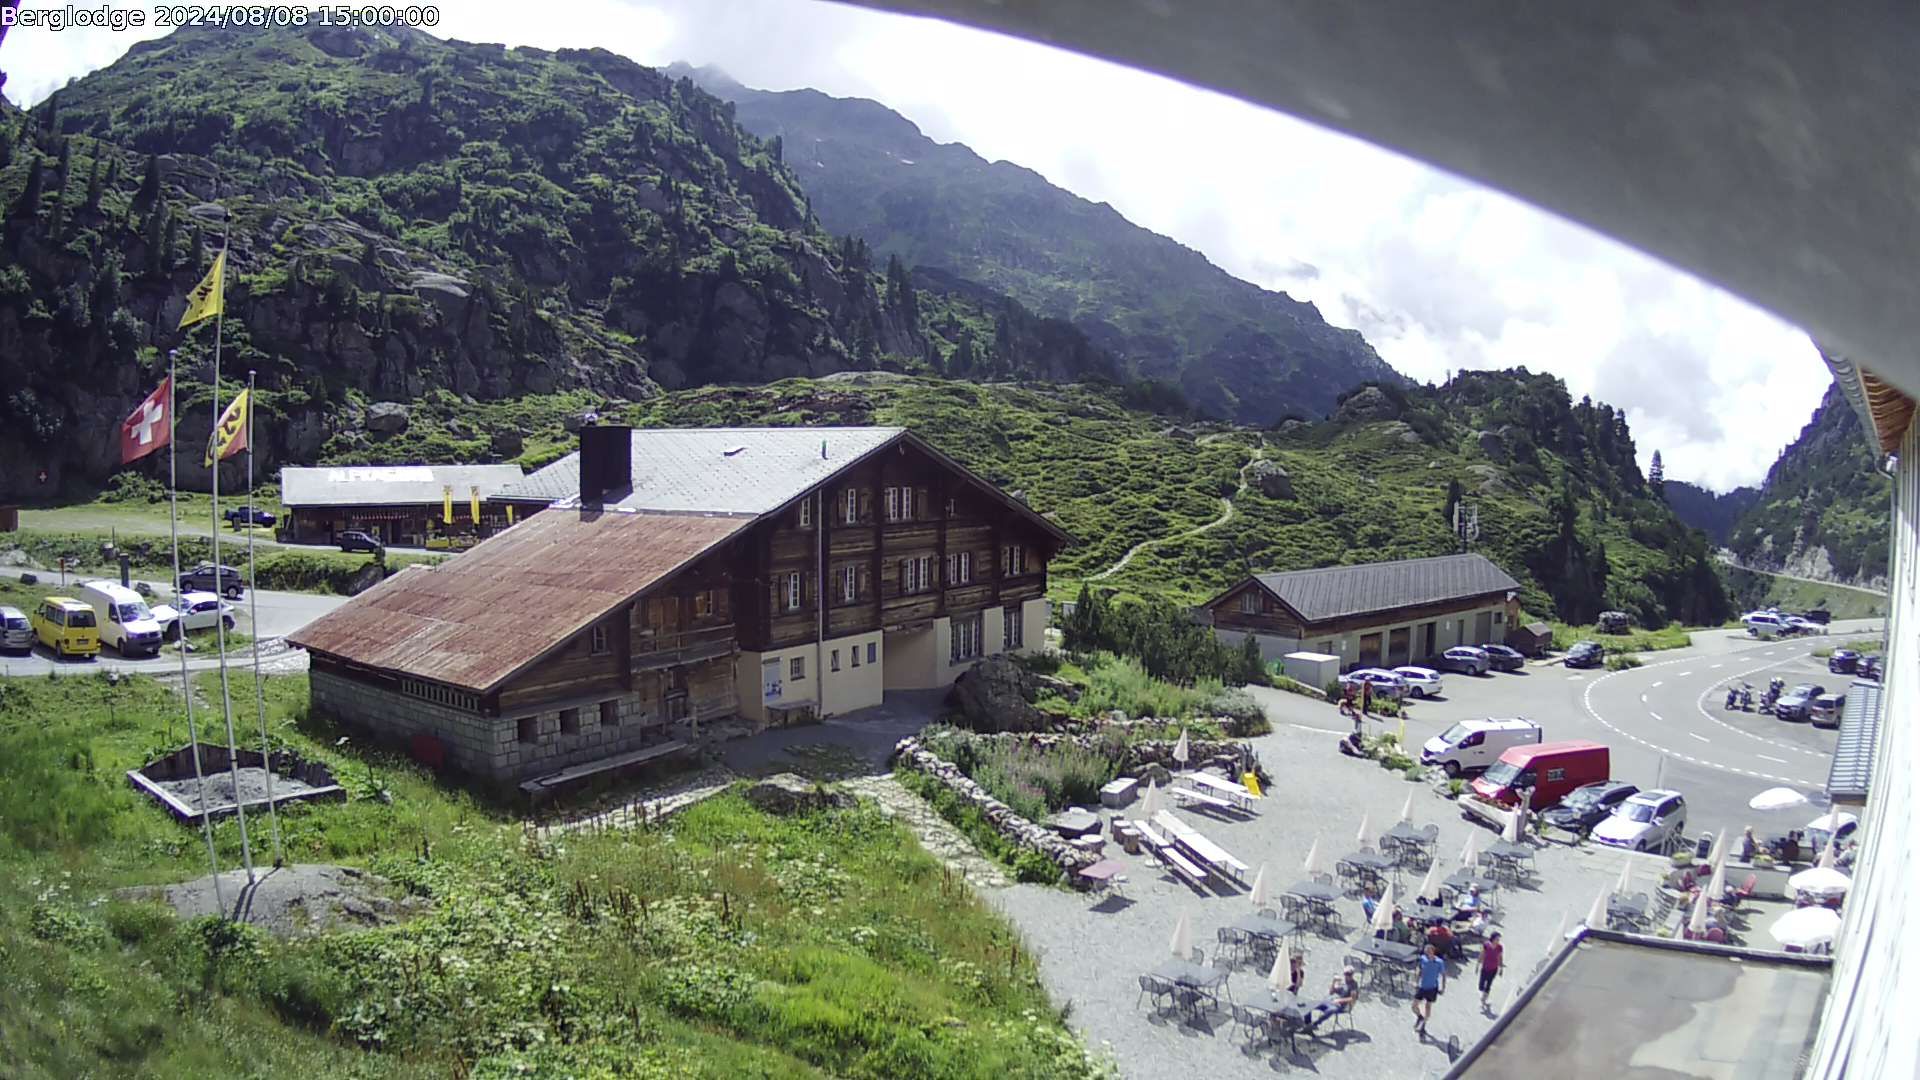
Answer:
[632,623,736,671]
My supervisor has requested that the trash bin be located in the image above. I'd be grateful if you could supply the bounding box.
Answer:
[1695,835,1713,860]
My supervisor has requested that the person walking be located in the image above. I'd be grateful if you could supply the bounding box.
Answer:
[1360,680,1374,717]
[1413,942,1446,1035]
[1478,931,1504,1011]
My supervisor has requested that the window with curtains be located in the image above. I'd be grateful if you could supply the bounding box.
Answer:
[950,613,983,663]
[1003,606,1023,650]
[1002,544,1028,576]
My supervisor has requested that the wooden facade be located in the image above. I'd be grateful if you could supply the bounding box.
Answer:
[1210,582,1514,641]
[283,503,516,547]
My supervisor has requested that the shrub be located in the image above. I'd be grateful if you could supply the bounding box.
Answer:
[1206,688,1270,736]
[1268,673,1323,699]
[1011,849,1063,885]
[103,900,177,945]
[1605,653,1644,671]
[1670,852,1694,868]
[1402,764,1426,782]
[1073,652,1218,720]
[1445,779,1468,797]
[1016,651,1063,676]
[971,739,1122,819]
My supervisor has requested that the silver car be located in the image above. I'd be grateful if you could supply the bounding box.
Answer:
[0,605,31,653]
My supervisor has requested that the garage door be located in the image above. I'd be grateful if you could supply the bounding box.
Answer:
[1358,632,1383,669]
[1474,611,1494,643]
[1387,627,1411,667]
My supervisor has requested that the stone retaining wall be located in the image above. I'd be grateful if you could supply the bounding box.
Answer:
[892,737,1099,878]
[959,727,1246,770]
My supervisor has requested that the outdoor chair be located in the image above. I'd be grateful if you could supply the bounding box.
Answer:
[1281,895,1307,920]
[1172,984,1206,1017]
[1136,974,1173,1014]
[1217,926,1242,961]
[1190,946,1206,965]
[1230,1003,1263,1043]
[1258,907,1279,920]
[1312,871,1335,886]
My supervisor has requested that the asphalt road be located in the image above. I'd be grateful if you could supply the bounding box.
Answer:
[0,565,345,678]
[1370,618,1885,849]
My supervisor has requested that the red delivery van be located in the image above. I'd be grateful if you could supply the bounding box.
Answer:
[1470,740,1610,810]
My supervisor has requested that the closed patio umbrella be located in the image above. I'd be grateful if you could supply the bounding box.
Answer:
[1399,790,1414,824]
[1502,805,1524,844]
[1172,727,1191,767]
[1817,829,1839,870]
[1709,828,1728,870]
[1615,854,1634,896]
[1459,831,1480,867]
[1705,859,1727,904]
[1788,866,1851,896]
[1749,786,1810,812]
[1357,812,1372,847]
[1303,836,1327,877]
[1267,949,1291,995]
[1415,859,1441,903]
[1584,886,1610,929]
[1139,780,1165,820]
[1769,906,1841,949]
[1169,913,1194,959]
[1249,865,1272,908]
[1687,887,1711,937]
[1371,883,1397,934]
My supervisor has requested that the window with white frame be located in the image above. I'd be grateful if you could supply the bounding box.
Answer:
[798,499,812,528]
[590,624,610,654]
[840,565,859,602]
[843,488,859,525]
[1002,544,1028,576]
[901,555,935,594]
[1239,591,1260,614]
[866,642,877,664]
[946,551,972,585]
[851,644,861,668]
[790,656,806,680]
[950,613,983,663]
[1003,606,1023,650]
[785,571,803,612]
[883,485,915,521]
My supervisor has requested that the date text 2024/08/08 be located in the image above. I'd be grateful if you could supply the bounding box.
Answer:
[1,5,443,32]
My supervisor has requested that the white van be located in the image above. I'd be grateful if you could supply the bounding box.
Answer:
[78,580,167,657]
[1420,717,1543,777]
[1746,613,1788,639]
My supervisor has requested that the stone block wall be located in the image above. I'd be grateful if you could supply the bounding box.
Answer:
[892,737,1099,878]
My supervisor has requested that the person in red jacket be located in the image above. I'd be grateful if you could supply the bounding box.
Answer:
[1479,931,1504,1011]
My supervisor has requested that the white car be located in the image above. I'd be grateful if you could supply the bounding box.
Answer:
[1437,645,1490,675]
[1592,790,1688,853]
[1391,665,1445,698]
[151,591,237,639]
[1783,615,1822,635]
[1338,668,1408,700]
[1745,613,1789,639]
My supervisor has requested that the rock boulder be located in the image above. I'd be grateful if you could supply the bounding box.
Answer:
[365,401,411,435]
[744,772,851,815]
[946,655,1046,732]
[1247,459,1295,500]
[1334,385,1402,424]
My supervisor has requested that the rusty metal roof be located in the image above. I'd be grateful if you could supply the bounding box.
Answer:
[287,508,748,692]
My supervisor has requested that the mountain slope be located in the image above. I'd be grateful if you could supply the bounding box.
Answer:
[0,24,1120,497]
[681,66,1400,424]
[1662,480,1758,545]
[1727,379,1891,587]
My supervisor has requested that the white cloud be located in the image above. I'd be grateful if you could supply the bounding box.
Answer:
[0,0,1826,489]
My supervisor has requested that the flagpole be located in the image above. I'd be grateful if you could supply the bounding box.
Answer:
[167,349,227,914]
[245,368,282,866]
[205,225,256,888]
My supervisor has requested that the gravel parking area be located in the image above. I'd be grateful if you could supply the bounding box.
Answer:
[989,698,1661,1080]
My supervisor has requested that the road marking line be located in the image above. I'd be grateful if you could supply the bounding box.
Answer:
[1686,732,1709,742]
[1288,722,1347,736]
[1709,664,1722,669]
[1758,754,1787,764]
[1677,671,1693,677]
[1580,663,1822,787]
[1652,681,1663,688]
[1640,693,1647,703]
[1649,711,1663,722]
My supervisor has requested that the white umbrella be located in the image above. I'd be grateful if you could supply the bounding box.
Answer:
[1708,829,1728,870]
[1267,949,1290,995]
[1399,789,1414,824]
[1371,883,1397,934]
[1769,906,1841,949]
[1584,886,1610,929]
[1549,912,1569,947]
[1459,831,1481,867]
[1172,728,1191,767]
[1415,860,1442,903]
[1357,812,1372,848]
[1169,913,1194,959]
[1806,810,1858,834]
[1788,866,1851,895]
[1303,836,1327,877]
[1615,854,1634,896]
[1705,859,1728,905]
[1249,865,1272,908]
[1139,780,1165,821]
[1686,888,1710,937]
[1817,829,1839,870]
[1502,805,1524,844]
[1749,787,1810,811]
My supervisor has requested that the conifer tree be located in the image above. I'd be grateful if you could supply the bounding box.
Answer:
[132,153,160,214]
[8,153,42,222]
[84,155,103,210]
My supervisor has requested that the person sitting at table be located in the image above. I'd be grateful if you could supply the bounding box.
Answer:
[1738,826,1758,863]
[1427,919,1458,959]
[1454,883,1483,920]
[1288,949,1307,995]
[1302,967,1360,1032]
[1361,885,1380,923]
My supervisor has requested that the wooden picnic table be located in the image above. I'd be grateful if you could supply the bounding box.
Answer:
[1185,772,1258,808]
[1154,810,1251,881]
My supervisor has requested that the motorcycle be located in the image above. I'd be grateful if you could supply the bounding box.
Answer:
[1725,685,1740,710]
[1740,684,1754,710]
[1759,690,1779,715]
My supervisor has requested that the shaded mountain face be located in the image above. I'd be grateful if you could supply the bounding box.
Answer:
[680,65,1401,424]
[1662,481,1759,546]
[0,25,1119,496]
[1727,380,1890,587]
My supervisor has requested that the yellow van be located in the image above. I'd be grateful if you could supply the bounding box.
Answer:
[32,596,100,659]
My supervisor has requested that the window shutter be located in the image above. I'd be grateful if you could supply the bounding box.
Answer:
[859,565,871,599]
[859,490,872,522]
[915,487,928,519]
[770,578,781,614]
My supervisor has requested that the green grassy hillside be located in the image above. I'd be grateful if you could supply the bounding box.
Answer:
[1728,379,1890,585]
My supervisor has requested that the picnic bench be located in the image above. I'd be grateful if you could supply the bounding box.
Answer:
[1135,820,1209,887]
[1170,786,1237,812]
[1182,772,1259,812]
[1154,810,1251,885]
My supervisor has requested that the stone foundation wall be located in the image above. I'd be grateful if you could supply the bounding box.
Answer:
[892,737,1099,878]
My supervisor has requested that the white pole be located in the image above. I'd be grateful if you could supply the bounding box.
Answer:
[168,348,226,914]
[245,368,282,866]
[206,229,256,887]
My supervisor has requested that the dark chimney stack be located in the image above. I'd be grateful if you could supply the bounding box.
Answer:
[578,424,632,506]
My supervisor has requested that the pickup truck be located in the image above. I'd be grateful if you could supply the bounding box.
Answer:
[224,506,276,528]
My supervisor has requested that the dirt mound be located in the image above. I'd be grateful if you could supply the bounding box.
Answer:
[117,863,424,938]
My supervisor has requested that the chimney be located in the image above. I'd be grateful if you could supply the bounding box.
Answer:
[578,424,632,506]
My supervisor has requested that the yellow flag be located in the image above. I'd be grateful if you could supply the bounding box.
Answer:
[506,504,516,524]
[203,389,249,467]
[468,485,481,523]
[443,485,454,525]
[178,250,226,329]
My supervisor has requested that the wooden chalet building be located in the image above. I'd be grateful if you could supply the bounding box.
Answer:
[1204,553,1522,671]
[278,464,527,547]
[288,425,1069,785]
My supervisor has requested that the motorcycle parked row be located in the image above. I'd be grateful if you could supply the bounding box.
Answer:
[1726,677,1784,714]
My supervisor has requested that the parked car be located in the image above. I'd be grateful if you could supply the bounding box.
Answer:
[1482,643,1527,671]
[1597,610,1631,634]
[1421,717,1541,778]
[77,580,166,657]
[1437,645,1491,675]
[1801,608,1833,625]
[1391,666,1445,698]
[1808,693,1846,729]
[1340,667,1408,700]
[1539,779,1641,835]
[1783,615,1821,635]
[1828,649,1861,674]
[30,596,100,660]
[1859,655,1883,681]
[337,529,384,554]
[151,591,236,639]
[1774,682,1826,722]
[0,605,33,653]
[1470,740,1610,810]
[178,562,245,599]
[1592,790,1688,853]
[224,506,276,528]
[1563,641,1605,669]
[1745,613,1789,639]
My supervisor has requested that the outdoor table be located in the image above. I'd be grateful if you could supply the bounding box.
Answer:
[1349,935,1421,992]
[1228,913,1298,943]
[1409,899,1469,924]
[1249,992,1307,1051]
[1185,772,1257,810]
[1284,880,1342,931]
[1340,850,1396,871]
[1607,892,1650,928]
[1077,859,1127,893]
[1480,842,1535,883]
[1443,869,1500,895]
[1382,822,1439,864]
[1151,958,1231,1012]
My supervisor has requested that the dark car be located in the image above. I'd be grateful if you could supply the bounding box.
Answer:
[1597,610,1631,634]
[1859,655,1882,681]
[1564,641,1605,669]
[1802,608,1833,625]
[1540,780,1641,834]
[178,562,245,599]
[224,506,276,528]
[336,530,384,554]
[1829,649,1860,674]
[1482,643,1527,671]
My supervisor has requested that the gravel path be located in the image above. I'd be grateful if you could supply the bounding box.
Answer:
[119,863,424,938]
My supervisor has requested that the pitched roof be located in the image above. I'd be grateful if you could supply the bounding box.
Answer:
[496,427,907,514]
[287,508,748,692]
[1247,553,1521,624]
[281,464,527,508]
[1827,678,1883,802]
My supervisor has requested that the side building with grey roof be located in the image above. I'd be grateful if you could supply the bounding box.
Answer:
[1203,553,1522,671]
[279,464,528,548]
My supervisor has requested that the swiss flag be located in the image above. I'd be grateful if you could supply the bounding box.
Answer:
[120,377,172,464]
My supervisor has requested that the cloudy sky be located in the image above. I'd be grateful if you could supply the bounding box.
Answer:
[2,0,1828,490]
